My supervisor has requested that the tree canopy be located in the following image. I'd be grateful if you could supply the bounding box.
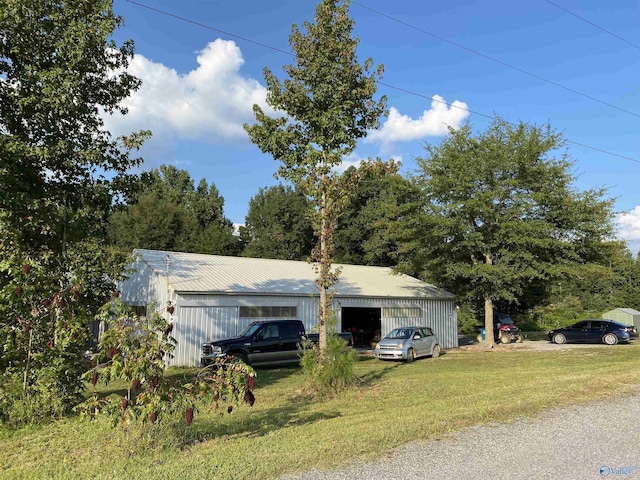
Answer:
[403,118,616,346]
[240,185,315,261]
[244,0,386,349]
[0,0,147,423]
[335,159,416,267]
[108,165,240,255]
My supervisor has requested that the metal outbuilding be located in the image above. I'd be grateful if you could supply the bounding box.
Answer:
[118,249,457,366]
[603,308,640,329]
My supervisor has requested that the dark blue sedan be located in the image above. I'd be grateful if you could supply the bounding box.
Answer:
[548,319,638,345]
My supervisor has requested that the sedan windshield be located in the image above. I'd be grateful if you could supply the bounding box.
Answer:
[385,328,412,339]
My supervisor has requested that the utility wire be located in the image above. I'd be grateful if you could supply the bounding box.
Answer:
[378,82,640,164]
[125,0,292,56]
[351,1,640,119]
[124,0,640,165]
[544,0,640,51]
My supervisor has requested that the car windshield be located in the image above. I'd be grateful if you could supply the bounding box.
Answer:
[385,328,412,339]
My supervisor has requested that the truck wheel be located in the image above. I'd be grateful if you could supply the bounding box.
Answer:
[229,353,248,365]
[406,348,415,363]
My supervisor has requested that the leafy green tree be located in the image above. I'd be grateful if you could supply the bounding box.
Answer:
[545,241,640,318]
[108,165,240,255]
[403,118,616,347]
[335,159,416,267]
[614,249,640,310]
[244,0,386,349]
[108,191,185,251]
[0,0,147,423]
[240,185,315,260]
[0,0,147,250]
[79,299,256,430]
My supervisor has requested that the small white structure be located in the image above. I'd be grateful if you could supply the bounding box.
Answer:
[119,249,457,366]
[603,308,640,329]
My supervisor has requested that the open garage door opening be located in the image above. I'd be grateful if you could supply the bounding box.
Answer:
[342,307,381,348]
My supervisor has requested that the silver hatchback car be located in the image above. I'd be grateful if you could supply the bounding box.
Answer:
[374,326,441,362]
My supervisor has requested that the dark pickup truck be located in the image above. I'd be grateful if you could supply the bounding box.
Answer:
[201,319,353,367]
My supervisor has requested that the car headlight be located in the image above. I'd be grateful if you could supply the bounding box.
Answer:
[210,346,223,354]
[396,343,405,350]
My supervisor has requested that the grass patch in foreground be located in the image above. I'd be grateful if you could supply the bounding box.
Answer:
[2,344,640,479]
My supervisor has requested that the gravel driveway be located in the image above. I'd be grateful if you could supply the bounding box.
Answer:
[281,346,640,480]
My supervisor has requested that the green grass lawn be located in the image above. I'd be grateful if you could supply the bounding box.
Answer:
[2,344,640,479]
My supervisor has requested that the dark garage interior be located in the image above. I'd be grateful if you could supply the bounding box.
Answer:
[341,307,382,348]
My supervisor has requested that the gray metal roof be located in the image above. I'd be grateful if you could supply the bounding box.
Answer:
[133,249,455,300]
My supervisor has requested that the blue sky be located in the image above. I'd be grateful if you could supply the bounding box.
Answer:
[107,0,640,253]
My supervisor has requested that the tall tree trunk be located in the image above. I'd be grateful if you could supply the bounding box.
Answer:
[483,252,496,348]
[484,296,495,348]
[319,190,328,350]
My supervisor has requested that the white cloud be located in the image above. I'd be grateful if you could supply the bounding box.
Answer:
[103,39,269,144]
[617,206,640,242]
[366,95,469,144]
[333,152,364,174]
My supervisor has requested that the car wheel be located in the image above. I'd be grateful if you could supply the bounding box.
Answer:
[500,334,511,344]
[431,345,441,358]
[406,348,415,363]
[603,333,619,345]
[552,333,566,345]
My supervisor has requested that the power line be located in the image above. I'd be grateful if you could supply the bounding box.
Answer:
[351,1,640,120]
[544,0,640,51]
[124,0,640,164]
[125,0,292,56]
[377,82,640,164]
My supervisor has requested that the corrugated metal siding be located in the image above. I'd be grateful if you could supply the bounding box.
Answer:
[118,258,174,314]
[119,259,154,305]
[178,294,322,335]
[170,306,238,367]
[603,310,640,329]
[166,294,458,366]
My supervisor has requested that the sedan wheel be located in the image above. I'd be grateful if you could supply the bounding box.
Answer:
[431,345,441,358]
[406,348,415,363]
[552,333,566,345]
[603,333,619,345]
